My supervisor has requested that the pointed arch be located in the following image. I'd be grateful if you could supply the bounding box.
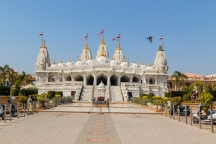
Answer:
[74,74,83,81]
[65,75,72,81]
[110,74,118,86]
[86,74,94,85]
[121,75,130,82]
[132,76,139,82]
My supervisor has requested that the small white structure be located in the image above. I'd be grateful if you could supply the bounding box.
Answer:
[97,81,106,99]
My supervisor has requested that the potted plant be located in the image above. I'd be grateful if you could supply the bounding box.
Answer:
[37,93,49,107]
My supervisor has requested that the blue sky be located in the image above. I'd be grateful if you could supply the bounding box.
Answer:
[0,1,216,75]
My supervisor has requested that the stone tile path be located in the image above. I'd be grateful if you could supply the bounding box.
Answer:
[1,110,216,144]
[73,114,121,144]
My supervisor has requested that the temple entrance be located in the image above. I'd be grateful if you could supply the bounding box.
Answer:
[97,74,107,85]
[74,74,83,81]
[128,92,132,101]
[149,78,155,84]
[132,76,139,82]
[86,74,94,85]
[121,75,130,82]
[110,74,118,86]
[71,91,76,98]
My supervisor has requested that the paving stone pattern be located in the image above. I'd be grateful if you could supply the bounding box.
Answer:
[1,112,216,144]
[73,114,121,144]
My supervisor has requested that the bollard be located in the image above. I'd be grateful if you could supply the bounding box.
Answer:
[161,104,163,115]
[9,104,11,121]
[185,106,187,124]
[24,104,26,117]
[27,103,30,116]
[37,101,39,113]
[165,104,167,117]
[32,102,34,115]
[210,104,214,133]
[190,109,192,126]
[178,106,180,122]
[170,104,172,119]
[199,108,201,129]
[173,104,175,120]
[4,104,6,123]
[17,103,19,119]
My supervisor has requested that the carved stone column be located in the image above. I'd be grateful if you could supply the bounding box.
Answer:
[93,74,97,86]
[107,74,110,86]
[117,76,121,86]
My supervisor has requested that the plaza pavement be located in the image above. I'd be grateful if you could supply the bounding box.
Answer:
[1,110,216,144]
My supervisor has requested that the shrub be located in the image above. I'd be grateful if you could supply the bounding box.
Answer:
[183,93,191,102]
[37,93,49,104]
[48,91,55,99]
[20,89,38,96]
[19,95,28,106]
[0,86,11,96]
[199,92,213,112]
[170,97,183,106]
[55,91,63,97]
[10,88,20,96]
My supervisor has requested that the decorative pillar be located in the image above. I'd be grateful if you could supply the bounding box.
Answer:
[83,74,86,85]
[45,74,48,82]
[130,77,132,82]
[118,76,121,86]
[93,75,97,86]
[107,75,110,86]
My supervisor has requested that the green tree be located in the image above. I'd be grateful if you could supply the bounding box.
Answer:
[171,71,188,91]
[0,64,10,84]
[15,71,32,87]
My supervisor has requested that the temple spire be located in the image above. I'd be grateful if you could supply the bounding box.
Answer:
[100,36,105,45]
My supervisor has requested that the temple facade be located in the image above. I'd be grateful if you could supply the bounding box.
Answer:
[35,37,169,102]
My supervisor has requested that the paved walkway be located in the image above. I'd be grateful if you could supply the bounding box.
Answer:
[1,112,216,144]
[43,103,155,114]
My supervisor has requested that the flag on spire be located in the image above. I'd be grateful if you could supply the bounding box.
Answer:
[159,36,163,40]
[84,33,88,38]
[80,33,88,40]
[97,29,104,35]
[112,34,121,41]
[39,32,43,36]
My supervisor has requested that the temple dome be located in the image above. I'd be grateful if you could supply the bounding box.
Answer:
[58,60,65,67]
[121,61,128,67]
[97,56,108,64]
[146,63,154,70]
[86,59,94,65]
[141,61,146,69]
[50,60,58,67]
[131,60,138,68]
[110,59,117,66]
[66,59,74,67]
[75,60,83,66]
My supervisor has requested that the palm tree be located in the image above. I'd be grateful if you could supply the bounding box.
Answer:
[0,64,10,85]
[15,71,32,88]
[171,71,188,91]
[7,68,18,86]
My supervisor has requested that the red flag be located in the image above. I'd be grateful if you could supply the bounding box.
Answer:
[159,36,163,40]
[80,33,88,40]
[112,34,120,41]
[116,34,120,39]
[84,33,88,38]
[39,32,43,36]
[97,29,104,35]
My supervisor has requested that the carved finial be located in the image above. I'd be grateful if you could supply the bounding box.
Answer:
[116,41,121,50]
[40,39,47,49]
[148,61,152,66]
[60,59,62,63]
[142,61,144,65]
[52,59,56,64]
[68,58,71,62]
[134,59,136,63]
[123,59,126,62]
[100,36,105,45]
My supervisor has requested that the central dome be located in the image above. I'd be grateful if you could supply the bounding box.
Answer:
[97,56,108,64]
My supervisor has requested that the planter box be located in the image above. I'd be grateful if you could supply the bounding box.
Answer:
[158,105,161,109]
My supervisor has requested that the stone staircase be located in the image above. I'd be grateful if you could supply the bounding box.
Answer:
[110,86,123,102]
[81,85,93,102]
